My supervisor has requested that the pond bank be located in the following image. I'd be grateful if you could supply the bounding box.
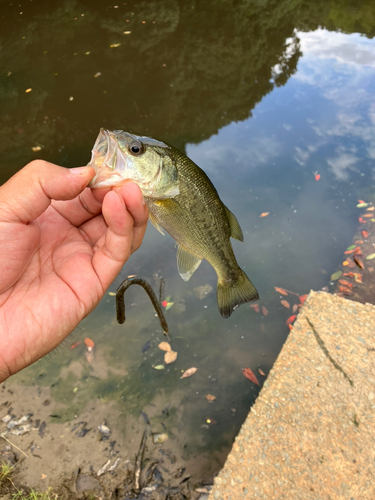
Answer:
[208,291,375,500]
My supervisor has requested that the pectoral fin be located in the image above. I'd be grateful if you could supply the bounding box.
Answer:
[177,245,202,282]
[225,206,244,242]
[149,212,165,236]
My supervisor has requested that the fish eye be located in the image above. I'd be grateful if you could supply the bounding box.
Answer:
[128,140,144,156]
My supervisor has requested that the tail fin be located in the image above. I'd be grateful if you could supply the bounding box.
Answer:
[217,269,259,318]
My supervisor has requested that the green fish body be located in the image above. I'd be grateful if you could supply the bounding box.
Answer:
[88,129,259,317]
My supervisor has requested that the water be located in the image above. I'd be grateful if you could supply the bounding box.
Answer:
[1,0,375,482]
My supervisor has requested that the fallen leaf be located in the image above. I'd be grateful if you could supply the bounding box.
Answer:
[262,305,269,316]
[70,341,81,349]
[250,304,260,313]
[338,279,353,287]
[164,351,178,364]
[274,287,288,296]
[31,146,42,152]
[363,213,373,218]
[153,365,165,370]
[362,231,369,238]
[359,217,366,223]
[258,368,266,376]
[108,292,116,296]
[85,350,94,364]
[355,240,364,244]
[292,304,298,313]
[330,271,342,281]
[354,247,362,255]
[366,253,375,260]
[355,274,363,283]
[286,315,297,326]
[110,43,121,47]
[41,474,47,480]
[260,212,269,217]
[346,245,356,251]
[165,301,174,310]
[162,300,168,307]
[180,367,197,379]
[342,261,349,266]
[205,394,216,402]
[94,72,102,78]
[315,174,320,181]
[84,337,95,348]
[280,300,290,309]
[367,207,375,211]
[123,30,131,34]
[358,199,366,204]
[25,88,32,93]
[346,260,356,268]
[206,418,217,424]
[344,248,356,255]
[299,294,308,304]
[242,368,260,386]
[158,342,171,352]
[354,255,365,269]
[357,203,368,208]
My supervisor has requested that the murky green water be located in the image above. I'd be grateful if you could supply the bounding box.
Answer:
[1,0,375,482]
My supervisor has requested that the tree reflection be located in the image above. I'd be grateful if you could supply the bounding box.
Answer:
[0,0,373,179]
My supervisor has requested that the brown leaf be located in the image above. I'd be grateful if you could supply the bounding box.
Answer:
[250,304,260,313]
[274,287,288,296]
[164,351,178,364]
[205,394,216,402]
[258,368,266,376]
[280,300,290,309]
[363,213,373,218]
[180,367,197,379]
[262,305,269,316]
[292,304,298,313]
[158,342,171,352]
[84,337,95,348]
[242,368,260,386]
[353,255,365,269]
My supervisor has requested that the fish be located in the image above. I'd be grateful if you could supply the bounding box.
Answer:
[88,129,259,317]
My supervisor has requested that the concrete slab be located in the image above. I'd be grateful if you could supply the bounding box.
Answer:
[208,291,375,500]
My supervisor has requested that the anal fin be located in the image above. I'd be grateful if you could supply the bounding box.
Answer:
[177,244,202,282]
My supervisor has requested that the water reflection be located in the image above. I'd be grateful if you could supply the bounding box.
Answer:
[1,0,375,484]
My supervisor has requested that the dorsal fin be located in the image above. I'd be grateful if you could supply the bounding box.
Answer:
[177,244,202,282]
[225,206,244,242]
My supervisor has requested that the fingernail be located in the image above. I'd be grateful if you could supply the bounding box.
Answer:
[69,166,88,175]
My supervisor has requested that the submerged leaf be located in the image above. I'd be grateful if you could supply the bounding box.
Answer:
[280,300,290,309]
[205,394,217,402]
[357,203,368,208]
[330,271,342,281]
[346,245,356,251]
[262,305,269,316]
[286,315,297,326]
[315,174,321,181]
[164,351,178,364]
[180,367,197,379]
[242,368,260,386]
[260,212,269,217]
[158,342,171,352]
[292,304,298,313]
[274,287,288,296]
[84,337,95,348]
[362,230,369,238]
[366,253,375,260]
[299,294,308,304]
[258,368,266,376]
[165,302,174,310]
[108,292,116,296]
[70,341,81,349]
[250,304,260,313]
[153,365,165,370]
[354,255,365,269]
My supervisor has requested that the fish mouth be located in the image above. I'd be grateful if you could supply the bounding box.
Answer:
[88,129,130,188]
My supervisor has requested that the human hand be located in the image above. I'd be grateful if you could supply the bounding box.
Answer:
[0,160,148,382]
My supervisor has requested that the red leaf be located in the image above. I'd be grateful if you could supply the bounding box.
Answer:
[262,305,269,316]
[250,304,260,313]
[315,174,321,181]
[274,287,288,296]
[70,341,81,349]
[299,294,308,304]
[84,337,95,348]
[162,300,168,307]
[242,368,260,386]
[362,231,369,238]
[280,299,290,309]
[358,199,366,204]
[338,279,353,287]
[286,315,297,326]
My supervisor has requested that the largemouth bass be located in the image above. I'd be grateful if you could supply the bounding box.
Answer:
[88,129,259,317]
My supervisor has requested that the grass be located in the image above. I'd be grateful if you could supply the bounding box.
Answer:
[0,461,56,500]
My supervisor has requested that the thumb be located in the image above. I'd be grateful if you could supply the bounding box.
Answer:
[0,160,95,224]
